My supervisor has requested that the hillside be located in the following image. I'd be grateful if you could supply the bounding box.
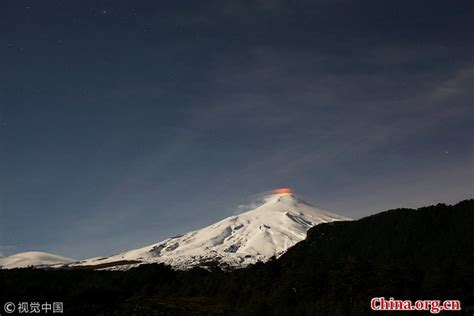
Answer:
[0,252,75,269]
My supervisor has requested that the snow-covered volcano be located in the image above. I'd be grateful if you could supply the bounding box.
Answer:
[71,191,351,270]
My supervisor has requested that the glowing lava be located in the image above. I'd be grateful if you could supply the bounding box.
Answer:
[272,188,293,195]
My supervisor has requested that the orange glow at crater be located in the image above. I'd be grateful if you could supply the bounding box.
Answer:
[272,188,293,195]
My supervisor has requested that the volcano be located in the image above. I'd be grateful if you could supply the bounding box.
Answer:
[70,191,351,270]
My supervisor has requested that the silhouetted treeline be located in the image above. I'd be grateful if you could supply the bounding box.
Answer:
[1,200,473,315]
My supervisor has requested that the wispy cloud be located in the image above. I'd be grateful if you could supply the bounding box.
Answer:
[431,65,474,100]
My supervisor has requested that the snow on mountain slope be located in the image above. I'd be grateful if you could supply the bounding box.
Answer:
[0,251,75,269]
[71,191,351,270]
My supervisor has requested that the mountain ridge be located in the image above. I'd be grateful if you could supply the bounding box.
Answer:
[0,251,75,269]
[2,199,471,315]
[0,191,350,270]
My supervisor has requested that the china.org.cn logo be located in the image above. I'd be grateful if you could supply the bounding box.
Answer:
[3,301,63,314]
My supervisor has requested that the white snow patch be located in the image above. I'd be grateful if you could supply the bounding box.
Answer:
[0,251,75,269]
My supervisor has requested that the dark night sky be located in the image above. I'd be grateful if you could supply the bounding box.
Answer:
[1,0,473,259]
